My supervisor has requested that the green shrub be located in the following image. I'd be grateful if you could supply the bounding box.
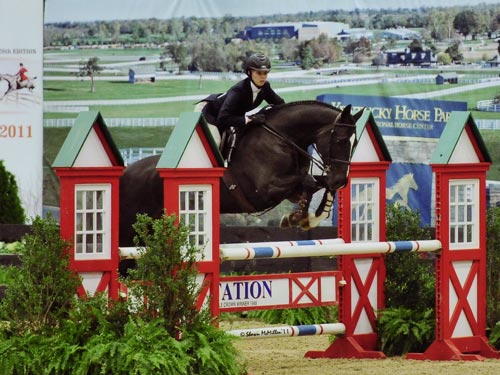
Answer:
[384,204,434,310]
[0,213,246,375]
[126,212,207,334]
[0,160,25,224]
[378,204,435,355]
[486,207,500,334]
[0,216,80,334]
[0,241,24,254]
[378,307,434,356]
[489,321,500,349]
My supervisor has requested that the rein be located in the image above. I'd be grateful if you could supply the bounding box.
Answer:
[261,124,325,171]
[261,122,356,175]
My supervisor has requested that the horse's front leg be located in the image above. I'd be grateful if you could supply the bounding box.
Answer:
[304,190,335,230]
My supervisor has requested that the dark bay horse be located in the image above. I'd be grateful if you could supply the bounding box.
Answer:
[119,101,361,246]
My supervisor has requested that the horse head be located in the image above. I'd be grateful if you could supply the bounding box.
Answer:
[315,104,361,192]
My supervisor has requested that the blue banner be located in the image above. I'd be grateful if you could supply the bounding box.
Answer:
[318,94,467,226]
[317,94,467,138]
[386,163,433,225]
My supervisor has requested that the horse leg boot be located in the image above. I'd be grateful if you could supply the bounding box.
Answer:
[304,191,335,230]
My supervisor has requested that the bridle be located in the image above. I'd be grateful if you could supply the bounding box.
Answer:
[261,122,357,176]
[320,123,358,174]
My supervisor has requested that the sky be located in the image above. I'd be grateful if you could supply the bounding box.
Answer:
[44,0,500,23]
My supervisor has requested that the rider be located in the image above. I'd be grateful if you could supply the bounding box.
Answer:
[16,63,28,86]
[196,53,285,159]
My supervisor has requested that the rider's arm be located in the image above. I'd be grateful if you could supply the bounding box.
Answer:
[216,86,248,130]
[262,83,285,105]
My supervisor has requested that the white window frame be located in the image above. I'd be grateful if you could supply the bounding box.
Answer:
[74,184,111,260]
[179,185,212,261]
[350,178,379,242]
[449,179,479,250]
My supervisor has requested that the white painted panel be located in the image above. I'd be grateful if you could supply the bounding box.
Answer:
[74,128,113,167]
[178,131,212,168]
[449,131,480,164]
[321,276,336,302]
[352,130,379,162]
[80,272,104,296]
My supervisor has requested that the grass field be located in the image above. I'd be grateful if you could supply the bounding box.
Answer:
[43,78,499,118]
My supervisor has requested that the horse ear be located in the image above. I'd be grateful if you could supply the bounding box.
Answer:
[338,104,352,121]
[353,107,365,123]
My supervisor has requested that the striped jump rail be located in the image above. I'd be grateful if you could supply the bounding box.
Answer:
[225,323,345,339]
[119,238,345,259]
[220,239,442,261]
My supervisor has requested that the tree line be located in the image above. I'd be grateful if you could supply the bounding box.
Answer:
[45,4,500,72]
[44,4,500,46]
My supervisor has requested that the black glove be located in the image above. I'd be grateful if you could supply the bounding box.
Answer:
[250,114,266,125]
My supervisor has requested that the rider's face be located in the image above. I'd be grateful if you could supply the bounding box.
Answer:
[250,69,268,87]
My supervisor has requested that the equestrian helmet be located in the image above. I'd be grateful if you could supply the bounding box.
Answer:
[244,53,271,74]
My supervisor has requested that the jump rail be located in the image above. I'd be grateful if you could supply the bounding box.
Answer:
[225,323,345,339]
[219,239,442,261]
[119,238,346,259]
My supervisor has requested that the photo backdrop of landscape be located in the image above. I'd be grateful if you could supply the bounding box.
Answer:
[40,0,500,224]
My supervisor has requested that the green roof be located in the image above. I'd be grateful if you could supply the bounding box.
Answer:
[52,111,124,167]
[157,112,224,168]
[430,111,491,164]
[355,109,392,162]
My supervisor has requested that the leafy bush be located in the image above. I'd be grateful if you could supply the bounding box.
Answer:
[0,160,25,224]
[378,204,435,355]
[378,307,434,356]
[489,321,500,349]
[0,213,246,375]
[486,207,500,334]
[384,204,434,310]
[125,213,204,335]
[0,241,24,254]
[0,216,80,334]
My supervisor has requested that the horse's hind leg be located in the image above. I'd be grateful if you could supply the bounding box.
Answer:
[279,191,311,228]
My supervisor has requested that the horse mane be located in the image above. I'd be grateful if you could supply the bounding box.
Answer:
[259,100,340,116]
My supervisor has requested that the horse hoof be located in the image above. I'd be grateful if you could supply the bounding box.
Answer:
[280,215,292,228]
[299,220,311,231]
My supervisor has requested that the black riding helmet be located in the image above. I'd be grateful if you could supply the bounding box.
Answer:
[243,53,271,75]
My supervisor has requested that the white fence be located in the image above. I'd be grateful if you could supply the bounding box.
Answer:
[44,116,500,131]
[120,147,164,166]
[44,117,178,127]
[477,100,500,112]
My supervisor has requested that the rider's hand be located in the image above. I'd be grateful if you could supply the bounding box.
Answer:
[249,114,266,125]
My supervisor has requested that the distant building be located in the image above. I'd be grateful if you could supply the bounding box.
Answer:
[385,49,435,66]
[381,28,421,40]
[346,28,374,40]
[241,21,349,41]
[436,72,458,85]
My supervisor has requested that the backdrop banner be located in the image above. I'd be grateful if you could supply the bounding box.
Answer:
[0,0,44,221]
[318,94,467,225]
